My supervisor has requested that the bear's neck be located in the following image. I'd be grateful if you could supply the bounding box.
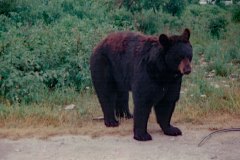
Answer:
[146,53,182,84]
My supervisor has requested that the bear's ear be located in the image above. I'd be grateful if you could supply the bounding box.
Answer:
[182,28,190,40]
[159,34,170,49]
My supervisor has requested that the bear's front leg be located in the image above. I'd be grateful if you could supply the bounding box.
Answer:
[154,100,182,136]
[133,100,153,141]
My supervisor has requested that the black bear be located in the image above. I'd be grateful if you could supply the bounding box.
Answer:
[90,29,192,141]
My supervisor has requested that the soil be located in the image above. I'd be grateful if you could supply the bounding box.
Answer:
[0,120,240,160]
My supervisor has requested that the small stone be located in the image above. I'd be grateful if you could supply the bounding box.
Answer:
[224,84,230,88]
[64,104,76,110]
[214,84,220,89]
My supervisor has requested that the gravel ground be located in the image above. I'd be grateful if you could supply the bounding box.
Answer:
[0,127,239,160]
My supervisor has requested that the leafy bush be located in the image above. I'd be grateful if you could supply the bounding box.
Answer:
[163,0,187,16]
[208,15,228,38]
[187,0,199,4]
[233,0,240,4]
[232,6,240,23]
[0,0,17,15]
[119,0,162,13]
[204,41,235,77]
[135,11,162,34]
[111,8,133,28]
[225,46,240,63]
[0,1,240,104]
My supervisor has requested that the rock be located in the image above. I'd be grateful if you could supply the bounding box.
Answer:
[64,104,76,110]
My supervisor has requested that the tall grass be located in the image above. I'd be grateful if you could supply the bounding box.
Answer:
[0,89,100,128]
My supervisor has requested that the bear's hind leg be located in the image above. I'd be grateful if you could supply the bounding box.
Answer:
[94,83,119,127]
[101,94,119,127]
[90,55,119,127]
[116,91,133,119]
[154,101,182,136]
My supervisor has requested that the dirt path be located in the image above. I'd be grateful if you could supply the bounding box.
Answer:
[0,125,239,160]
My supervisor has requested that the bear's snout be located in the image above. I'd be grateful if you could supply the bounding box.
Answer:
[178,58,191,75]
[183,64,191,75]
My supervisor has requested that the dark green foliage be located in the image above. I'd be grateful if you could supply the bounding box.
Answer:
[119,0,167,13]
[0,1,103,103]
[233,0,240,4]
[226,46,240,63]
[163,0,187,16]
[215,0,221,5]
[0,0,17,15]
[111,8,134,28]
[140,0,163,11]
[119,0,143,13]
[119,0,141,12]
[232,6,240,22]
[187,0,199,4]
[135,11,161,34]
[208,15,228,38]
[0,1,239,104]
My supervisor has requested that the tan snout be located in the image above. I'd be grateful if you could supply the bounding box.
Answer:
[178,58,191,75]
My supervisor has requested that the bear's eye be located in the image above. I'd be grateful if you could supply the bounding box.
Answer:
[176,55,183,61]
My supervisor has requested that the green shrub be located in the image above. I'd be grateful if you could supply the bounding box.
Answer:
[0,1,240,105]
[207,60,233,77]
[208,15,228,39]
[233,0,240,4]
[163,0,187,17]
[135,11,162,34]
[0,0,17,15]
[118,0,162,13]
[0,2,118,103]
[187,0,199,4]
[225,46,240,63]
[232,6,240,23]
[111,8,133,28]
[204,41,236,77]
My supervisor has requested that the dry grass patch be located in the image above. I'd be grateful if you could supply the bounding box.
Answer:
[0,84,240,139]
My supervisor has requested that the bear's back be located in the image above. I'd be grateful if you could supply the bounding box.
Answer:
[93,31,159,57]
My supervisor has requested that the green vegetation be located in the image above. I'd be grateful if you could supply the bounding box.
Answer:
[163,0,187,16]
[232,5,240,22]
[0,0,240,127]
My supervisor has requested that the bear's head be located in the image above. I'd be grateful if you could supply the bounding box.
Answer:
[159,29,192,75]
